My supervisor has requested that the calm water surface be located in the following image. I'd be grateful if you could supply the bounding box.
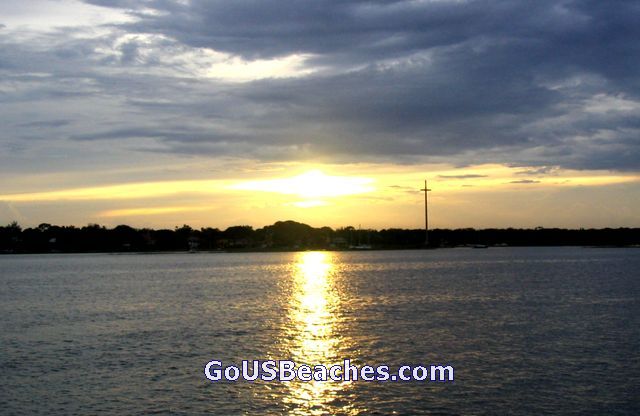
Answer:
[1,248,639,415]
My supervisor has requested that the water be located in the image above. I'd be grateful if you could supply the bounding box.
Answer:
[1,247,639,415]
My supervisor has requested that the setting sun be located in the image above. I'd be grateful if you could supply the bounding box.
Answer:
[230,170,375,202]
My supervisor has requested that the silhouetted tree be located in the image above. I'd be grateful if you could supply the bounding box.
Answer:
[223,225,254,247]
[0,221,638,253]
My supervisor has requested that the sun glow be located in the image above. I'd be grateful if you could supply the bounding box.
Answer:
[230,170,375,200]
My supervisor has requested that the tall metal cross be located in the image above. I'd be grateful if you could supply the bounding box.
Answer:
[421,180,431,246]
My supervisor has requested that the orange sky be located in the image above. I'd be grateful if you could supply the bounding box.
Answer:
[2,162,638,229]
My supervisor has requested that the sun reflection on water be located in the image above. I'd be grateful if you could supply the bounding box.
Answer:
[283,251,355,415]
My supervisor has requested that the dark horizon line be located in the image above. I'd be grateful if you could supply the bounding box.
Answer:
[3,219,640,233]
[2,220,639,255]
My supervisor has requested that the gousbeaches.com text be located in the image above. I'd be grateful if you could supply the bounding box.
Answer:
[204,359,454,383]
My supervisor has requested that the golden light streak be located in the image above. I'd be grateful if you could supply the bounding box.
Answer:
[99,206,211,217]
[0,179,230,202]
[376,163,640,194]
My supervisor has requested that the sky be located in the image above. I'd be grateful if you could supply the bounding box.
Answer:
[1,0,639,230]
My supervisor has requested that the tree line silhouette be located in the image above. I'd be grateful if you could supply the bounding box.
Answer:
[1,220,638,253]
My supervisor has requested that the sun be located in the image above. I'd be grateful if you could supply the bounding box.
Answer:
[230,169,375,201]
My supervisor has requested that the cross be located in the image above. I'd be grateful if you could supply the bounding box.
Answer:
[421,180,431,246]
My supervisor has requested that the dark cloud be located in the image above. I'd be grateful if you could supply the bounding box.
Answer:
[515,166,557,176]
[438,174,488,179]
[510,179,541,184]
[1,0,639,171]
[18,120,72,128]
[388,185,416,193]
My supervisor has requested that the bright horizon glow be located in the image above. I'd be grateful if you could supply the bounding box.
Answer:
[1,165,635,204]
[1,163,638,229]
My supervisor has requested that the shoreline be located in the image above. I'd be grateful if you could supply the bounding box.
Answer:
[2,244,639,256]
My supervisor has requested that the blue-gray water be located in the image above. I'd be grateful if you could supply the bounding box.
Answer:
[1,248,639,415]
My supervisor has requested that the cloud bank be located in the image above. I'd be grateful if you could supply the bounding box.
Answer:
[1,0,639,172]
